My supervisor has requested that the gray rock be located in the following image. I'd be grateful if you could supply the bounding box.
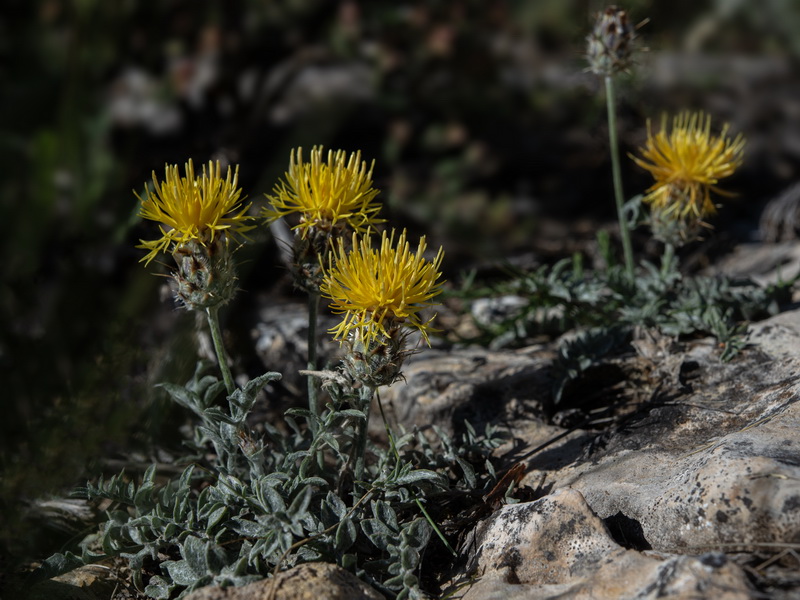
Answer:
[26,563,137,600]
[548,311,800,553]
[252,302,342,396]
[379,345,553,435]
[709,240,800,290]
[412,308,800,599]
[454,488,752,600]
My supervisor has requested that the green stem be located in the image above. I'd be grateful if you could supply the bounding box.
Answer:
[353,384,374,484]
[605,75,635,280]
[414,496,457,557]
[206,305,235,396]
[661,242,675,279]
[307,291,320,431]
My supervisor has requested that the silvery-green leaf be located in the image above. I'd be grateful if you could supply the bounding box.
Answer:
[158,382,200,413]
[371,500,399,531]
[229,518,267,537]
[164,559,199,586]
[299,476,327,488]
[202,380,226,408]
[205,505,228,532]
[403,518,432,549]
[121,546,152,571]
[242,371,282,397]
[336,409,366,420]
[323,491,346,520]
[400,546,420,570]
[393,469,448,489]
[31,551,86,581]
[144,575,173,600]
[182,536,208,575]
[257,480,286,513]
[361,519,394,550]
[455,457,476,488]
[341,553,357,570]
[335,518,357,552]
[318,432,340,453]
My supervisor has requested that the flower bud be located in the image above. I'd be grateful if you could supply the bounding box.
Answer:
[586,6,636,76]
[171,238,238,310]
[342,327,413,389]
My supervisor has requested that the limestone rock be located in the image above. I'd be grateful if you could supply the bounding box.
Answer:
[454,488,752,600]
[183,562,384,600]
[379,345,553,435]
[252,302,341,396]
[415,308,800,599]
[542,310,800,553]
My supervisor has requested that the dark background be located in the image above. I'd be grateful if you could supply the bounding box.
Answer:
[3,0,800,568]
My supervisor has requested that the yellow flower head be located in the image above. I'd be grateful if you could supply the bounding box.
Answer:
[321,229,445,347]
[631,111,745,221]
[137,159,255,265]
[262,146,384,238]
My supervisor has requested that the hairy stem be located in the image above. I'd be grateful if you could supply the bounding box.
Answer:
[661,242,676,279]
[353,384,374,484]
[307,291,320,432]
[206,305,235,396]
[605,75,635,280]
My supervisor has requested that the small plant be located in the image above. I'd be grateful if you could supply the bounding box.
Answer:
[587,4,640,280]
[28,10,797,600]
[136,159,256,394]
[261,146,385,422]
[35,155,506,600]
[458,20,791,401]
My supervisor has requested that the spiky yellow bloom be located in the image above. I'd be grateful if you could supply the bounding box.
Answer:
[321,229,444,347]
[137,160,255,265]
[631,112,745,222]
[262,146,384,238]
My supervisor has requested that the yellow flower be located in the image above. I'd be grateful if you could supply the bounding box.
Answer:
[137,160,255,265]
[631,111,745,221]
[321,229,444,347]
[262,146,384,238]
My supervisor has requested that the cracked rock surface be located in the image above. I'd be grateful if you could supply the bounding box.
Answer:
[459,488,752,600]
[387,307,800,599]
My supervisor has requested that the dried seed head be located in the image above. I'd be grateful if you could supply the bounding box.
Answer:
[586,6,636,76]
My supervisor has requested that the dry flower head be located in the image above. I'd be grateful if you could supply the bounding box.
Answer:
[586,5,637,76]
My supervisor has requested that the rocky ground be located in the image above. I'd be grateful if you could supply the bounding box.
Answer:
[24,240,800,599]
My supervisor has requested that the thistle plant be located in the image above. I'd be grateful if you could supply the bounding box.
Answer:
[631,111,746,250]
[320,228,445,482]
[587,5,639,279]
[36,154,507,600]
[137,159,256,393]
[262,147,385,422]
